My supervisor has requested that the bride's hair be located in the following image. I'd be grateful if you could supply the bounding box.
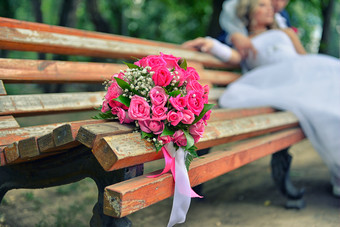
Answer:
[236,0,278,32]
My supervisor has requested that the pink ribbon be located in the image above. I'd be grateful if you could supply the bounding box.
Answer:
[147,145,202,198]
[148,143,202,227]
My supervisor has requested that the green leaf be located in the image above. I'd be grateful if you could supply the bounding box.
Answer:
[183,130,195,150]
[160,125,175,137]
[114,77,131,91]
[92,110,114,120]
[124,62,141,69]
[192,103,215,125]
[169,90,181,97]
[155,143,163,152]
[113,95,131,107]
[94,106,102,111]
[141,131,153,139]
[180,58,187,70]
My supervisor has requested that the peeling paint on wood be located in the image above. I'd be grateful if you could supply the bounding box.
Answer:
[0,115,20,129]
[0,80,6,95]
[0,91,105,116]
[104,128,305,217]
[93,112,299,171]
[0,26,226,68]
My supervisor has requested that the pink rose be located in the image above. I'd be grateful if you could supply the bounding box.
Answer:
[158,135,172,144]
[167,110,183,126]
[109,100,128,110]
[105,81,122,101]
[186,90,205,116]
[169,94,187,111]
[139,120,164,135]
[173,130,187,147]
[181,109,195,124]
[111,72,125,80]
[152,66,173,87]
[149,86,168,106]
[111,107,133,124]
[173,67,186,86]
[189,120,205,143]
[186,80,203,93]
[160,52,181,69]
[101,100,110,113]
[185,67,200,82]
[128,95,150,121]
[135,55,167,69]
[152,105,168,120]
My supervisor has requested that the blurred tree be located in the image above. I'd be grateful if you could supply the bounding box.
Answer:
[31,0,46,60]
[206,0,224,38]
[287,0,339,54]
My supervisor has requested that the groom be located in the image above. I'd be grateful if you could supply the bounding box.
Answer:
[218,0,292,58]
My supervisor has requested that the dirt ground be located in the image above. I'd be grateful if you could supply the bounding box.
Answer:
[0,139,339,227]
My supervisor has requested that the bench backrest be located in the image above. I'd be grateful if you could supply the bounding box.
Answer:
[0,17,242,165]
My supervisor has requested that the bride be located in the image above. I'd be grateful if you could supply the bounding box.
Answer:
[183,0,340,196]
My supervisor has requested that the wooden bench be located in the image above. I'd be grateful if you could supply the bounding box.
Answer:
[0,17,306,226]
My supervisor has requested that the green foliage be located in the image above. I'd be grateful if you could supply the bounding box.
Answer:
[286,0,322,52]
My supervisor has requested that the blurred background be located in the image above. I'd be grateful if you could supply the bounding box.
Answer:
[0,0,339,59]
[0,1,339,226]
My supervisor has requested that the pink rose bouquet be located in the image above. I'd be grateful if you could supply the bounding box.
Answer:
[94,53,214,169]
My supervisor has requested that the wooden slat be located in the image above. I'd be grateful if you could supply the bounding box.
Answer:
[1,119,105,165]
[0,89,238,116]
[201,69,241,86]
[103,128,305,218]
[93,112,299,171]
[0,123,65,146]
[36,119,106,153]
[0,58,124,83]
[0,80,6,95]
[0,17,240,68]
[0,26,229,68]
[0,115,20,129]
[0,91,105,116]
[209,88,225,102]
[76,107,275,149]
[76,122,135,148]
[0,119,104,146]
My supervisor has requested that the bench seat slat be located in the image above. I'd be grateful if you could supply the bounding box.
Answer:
[1,119,104,165]
[0,115,20,129]
[0,88,233,117]
[103,128,305,218]
[93,112,299,171]
[202,69,240,85]
[0,91,105,116]
[76,107,275,149]
[0,80,6,95]
[0,119,103,146]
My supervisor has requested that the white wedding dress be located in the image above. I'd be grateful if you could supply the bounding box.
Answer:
[218,30,340,190]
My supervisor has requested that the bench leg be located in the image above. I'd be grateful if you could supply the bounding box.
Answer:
[271,148,305,209]
[0,146,143,227]
[90,164,144,227]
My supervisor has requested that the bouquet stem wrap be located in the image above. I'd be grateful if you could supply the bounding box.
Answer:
[149,142,202,227]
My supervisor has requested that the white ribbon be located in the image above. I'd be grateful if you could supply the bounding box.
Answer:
[167,144,192,227]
